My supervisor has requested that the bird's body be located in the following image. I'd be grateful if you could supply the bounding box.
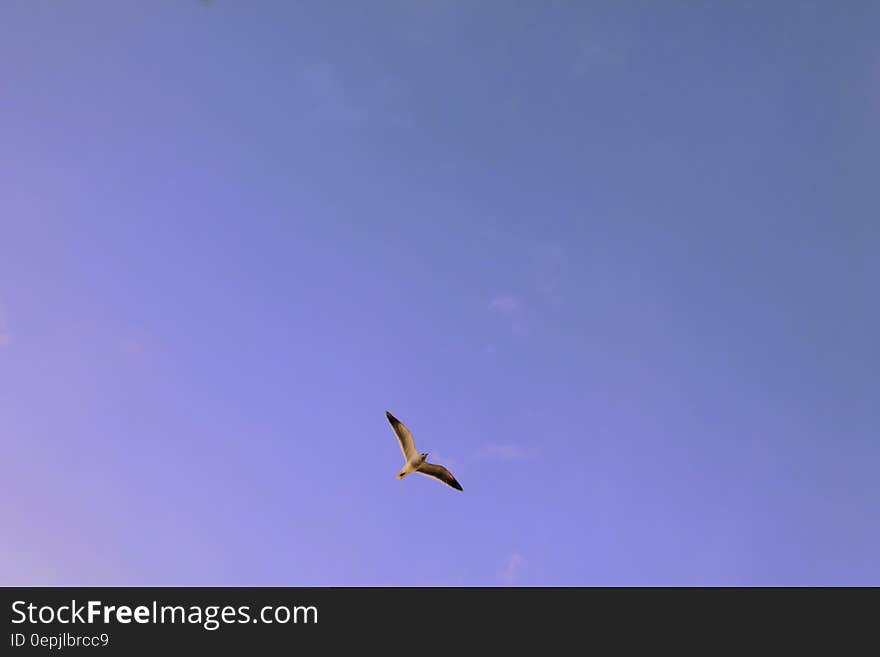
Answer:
[386,411,463,491]
[397,452,428,479]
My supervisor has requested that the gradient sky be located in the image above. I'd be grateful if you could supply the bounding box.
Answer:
[2,1,878,586]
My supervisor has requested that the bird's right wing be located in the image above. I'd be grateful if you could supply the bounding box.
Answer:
[386,411,417,460]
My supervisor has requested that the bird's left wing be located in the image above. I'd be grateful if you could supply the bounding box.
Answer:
[416,462,463,491]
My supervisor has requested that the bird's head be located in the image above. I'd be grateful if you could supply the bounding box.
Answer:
[420,452,428,461]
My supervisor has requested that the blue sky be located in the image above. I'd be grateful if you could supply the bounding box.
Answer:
[2,1,878,585]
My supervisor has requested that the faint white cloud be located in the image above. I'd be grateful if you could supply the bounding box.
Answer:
[486,243,567,341]
[488,295,520,315]
[498,553,526,585]
[488,295,528,337]
[476,444,532,462]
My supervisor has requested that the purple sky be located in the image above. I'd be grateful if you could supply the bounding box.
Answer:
[2,1,878,586]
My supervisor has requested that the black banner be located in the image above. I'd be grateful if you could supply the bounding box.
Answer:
[0,586,870,653]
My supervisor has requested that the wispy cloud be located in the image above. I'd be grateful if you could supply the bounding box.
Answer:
[486,243,567,342]
[488,295,528,337]
[488,295,520,315]
[475,444,533,462]
[498,553,526,585]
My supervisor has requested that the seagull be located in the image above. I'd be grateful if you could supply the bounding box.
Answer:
[386,410,463,491]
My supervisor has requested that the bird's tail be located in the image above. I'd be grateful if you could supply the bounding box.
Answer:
[396,470,407,479]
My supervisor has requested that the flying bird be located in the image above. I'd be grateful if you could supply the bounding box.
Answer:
[386,410,463,491]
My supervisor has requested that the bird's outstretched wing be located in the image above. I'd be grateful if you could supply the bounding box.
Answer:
[386,411,417,461]
[416,462,463,491]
